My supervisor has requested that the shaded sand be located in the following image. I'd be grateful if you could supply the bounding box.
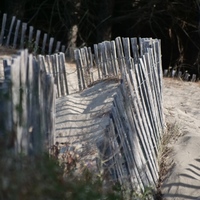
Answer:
[55,80,120,173]
[162,78,200,199]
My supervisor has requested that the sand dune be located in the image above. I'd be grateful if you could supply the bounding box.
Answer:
[162,78,200,199]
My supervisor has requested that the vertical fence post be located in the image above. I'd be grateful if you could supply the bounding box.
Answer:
[27,54,34,154]
[19,49,29,154]
[9,55,20,153]
[34,30,41,54]
[46,55,52,74]
[20,23,27,49]
[88,47,94,82]
[2,59,13,150]
[6,16,16,46]
[0,13,7,45]
[28,26,34,46]
[13,20,21,48]
[55,41,61,53]
[48,37,54,55]
[60,53,69,95]
[115,37,126,79]
[74,49,82,91]
[46,74,55,149]
[110,40,119,76]
[74,49,86,91]
[58,54,65,96]
[42,33,48,54]
[93,44,101,79]
[61,45,66,53]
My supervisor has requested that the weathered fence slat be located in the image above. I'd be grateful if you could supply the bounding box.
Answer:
[34,30,41,54]
[46,75,55,148]
[110,40,119,76]
[9,56,21,153]
[1,59,12,149]
[61,45,66,53]
[52,54,60,97]
[0,13,7,45]
[60,53,69,95]
[115,37,126,79]
[74,49,86,90]
[122,37,131,70]
[48,37,54,55]
[27,54,34,153]
[28,26,34,45]
[97,43,106,78]
[55,41,61,53]
[58,54,65,96]
[93,44,102,79]
[84,46,92,84]
[42,33,48,54]
[38,55,46,73]
[46,55,52,74]
[13,20,21,48]
[88,47,94,82]
[6,16,16,46]
[80,47,89,86]
[19,49,29,154]
[20,23,27,49]
[130,37,139,63]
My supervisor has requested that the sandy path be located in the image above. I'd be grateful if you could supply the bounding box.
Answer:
[55,80,119,144]
[64,63,100,94]
[162,78,200,199]
[55,80,120,172]
[64,63,79,94]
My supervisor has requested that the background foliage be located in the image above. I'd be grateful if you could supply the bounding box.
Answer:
[0,0,200,76]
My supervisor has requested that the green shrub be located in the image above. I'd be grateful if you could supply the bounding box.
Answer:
[0,151,123,200]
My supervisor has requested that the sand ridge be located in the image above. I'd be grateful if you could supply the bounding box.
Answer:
[162,78,200,199]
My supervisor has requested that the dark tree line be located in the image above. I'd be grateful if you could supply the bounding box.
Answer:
[0,0,200,76]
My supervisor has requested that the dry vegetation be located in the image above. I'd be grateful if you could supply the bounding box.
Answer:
[0,148,124,200]
[0,46,17,56]
[155,122,182,199]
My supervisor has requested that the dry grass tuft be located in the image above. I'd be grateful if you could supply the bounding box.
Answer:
[155,122,182,199]
[0,46,17,56]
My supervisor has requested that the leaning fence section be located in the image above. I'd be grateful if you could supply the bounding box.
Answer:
[0,49,56,155]
[74,37,164,195]
[0,13,66,55]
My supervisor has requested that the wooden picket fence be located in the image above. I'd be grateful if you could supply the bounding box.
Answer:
[0,49,56,154]
[74,37,164,195]
[36,53,69,97]
[0,33,164,195]
[0,13,66,55]
[163,68,197,81]
[1,51,74,99]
